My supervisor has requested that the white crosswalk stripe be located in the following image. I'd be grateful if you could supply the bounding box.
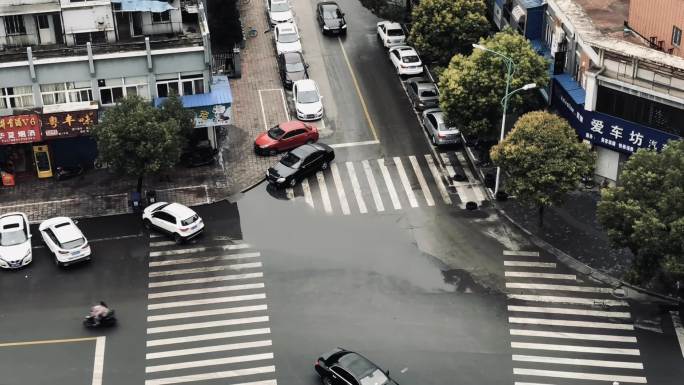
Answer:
[285,187,294,200]
[362,159,384,212]
[345,162,367,213]
[502,249,646,385]
[377,158,401,210]
[315,171,333,214]
[409,156,435,206]
[145,240,277,385]
[330,163,351,215]
[393,157,418,208]
[301,178,314,207]
[425,154,452,204]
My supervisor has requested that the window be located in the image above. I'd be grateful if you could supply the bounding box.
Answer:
[157,74,204,97]
[673,26,682,47]
[41,82,93,105]
[98,77,149,105]
[74,31,106,45]
[152,11,170,23]
[37,15,49,29]
[0,86,35,109]
[4,15,26,35]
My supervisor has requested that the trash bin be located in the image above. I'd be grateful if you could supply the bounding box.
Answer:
[129,191,143,212]
[146,190,157,205]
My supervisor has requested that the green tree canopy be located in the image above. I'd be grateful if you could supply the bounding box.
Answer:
[490,111,595,224]
[358,0,408,22]
[159,92,195,149]
[439,29,549,140]
[597,140,684,283]
[91,95,184,192]
[408,0,489,65]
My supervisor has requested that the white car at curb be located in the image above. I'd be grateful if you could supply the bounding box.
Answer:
[267,0,294,25]
[39,217,91,267]
[293,79,324,121]
[377,21,406,48]
[274,22,302,55]
[0,212,32,269]
[389,46,423,76]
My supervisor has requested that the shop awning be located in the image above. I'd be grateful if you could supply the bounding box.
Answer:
[554,73,586,106]
[154,76,233,108]
[111,0,175,13]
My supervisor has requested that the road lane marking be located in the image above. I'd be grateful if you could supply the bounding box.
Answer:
[409,155,434,206]
[506,283,625,294]
[509,317,634,330]
[504,250,539,257]
[510,329,637,342]
[301,178,314,208]
[511,342,640,355]
[0,336,97,347]
[512,354,643,369]
[505,271,576,280]
[280,88,290,120]
[146,353,274,373]
[362,160,384,212]
[507,305,631,318]
[148,304,268,322]
[507,294,629,307]
[672,310,684,359]
[330,163,350,215]
[148,262,262,277]
[316,171,333,214]
[149,272,264,288]
[425,154,451,204]
[285,187,294,200]
[393,157,418,208]
[258,90,268,131]
[144,366,276,385]
[346,162,367,214]
[150,241,176,247]
[378,158,401,210]
[329,140,380,148]
[513,368,647,383]
[337,36,379,141]
[146,340,273,360]
[148,293,266,310]
[147,316,270,334]
[504,261,556,268]
[92,336,106,385]
[148,283,265,299]
[149,252,261,267]
[149,244,250,257]
[146,328,271,347]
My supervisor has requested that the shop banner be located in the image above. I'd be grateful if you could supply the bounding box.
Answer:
[191,104,231,128]
[552,79,680,154]
[0,114,42,145]
[41,110,97,139]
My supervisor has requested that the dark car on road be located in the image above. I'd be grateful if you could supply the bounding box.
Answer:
[316,1,346,35]
[315,347,398,385]
[278,51,309,89]
[266,143,334,187]
[405,77,439,110]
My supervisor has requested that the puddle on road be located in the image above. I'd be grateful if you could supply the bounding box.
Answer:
[442,269,492,294]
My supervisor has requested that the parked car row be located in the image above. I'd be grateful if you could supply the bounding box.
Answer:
[376,20,461,147]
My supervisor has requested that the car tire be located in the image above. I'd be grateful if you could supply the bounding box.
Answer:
[269,149,277,156]
[288,178,297,187]
[143,219,152,230]
[54,256,62,268]
[306,139,314,144]
[321,161,329,170]
[322,376,334,385]
[173,233,183,245]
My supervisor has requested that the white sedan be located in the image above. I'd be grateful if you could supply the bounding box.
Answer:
[266,0,293,26]
[377,21,406,48]
[0,212,32,269]
[39,217,91,267]
[274,22,302,55]
[293,79,324,121]
[389,46,423,76]
[143,202,204,244]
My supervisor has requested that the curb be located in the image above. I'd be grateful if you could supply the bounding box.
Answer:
[496,205,682,305]
[240,176,266,193]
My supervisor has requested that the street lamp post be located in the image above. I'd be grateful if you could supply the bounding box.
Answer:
[472,43,536,196]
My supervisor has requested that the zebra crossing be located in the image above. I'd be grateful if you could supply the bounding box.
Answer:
[278,152,487,215]
[145,233,277,385]
[503,249,648,384]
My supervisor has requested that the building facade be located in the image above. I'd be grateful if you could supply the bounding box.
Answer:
[0,0,229,182]
[628,0,684,58]
[491,0,683,184]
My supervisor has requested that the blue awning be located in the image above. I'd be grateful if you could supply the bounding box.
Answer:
[154,75,233,108]
[111,0,174,13]
[554,73,586,106]
[530,39,551,57]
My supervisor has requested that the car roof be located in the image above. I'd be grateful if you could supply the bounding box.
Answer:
[276,22,297,33]
[383,22,403,30]
[282,51,303,61]
[49,219,83,243]
[0,213,26,231]
[163,203,197,219]
[396,47,418,56]
[425,109,445,121]
[337,352,378,379]
[279,120,308,131]
[290,143,319,157]
[272,0,287,4]
[319,1,339,8]
[294,79,317,91]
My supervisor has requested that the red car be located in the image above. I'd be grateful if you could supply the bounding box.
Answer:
[254,121,319,155]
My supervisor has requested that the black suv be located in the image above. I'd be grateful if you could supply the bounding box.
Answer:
[316,1,346,35]
[315,347,399,385]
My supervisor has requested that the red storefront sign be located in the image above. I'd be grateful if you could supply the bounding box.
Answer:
[41,110,97,139]
[0,114,42,145]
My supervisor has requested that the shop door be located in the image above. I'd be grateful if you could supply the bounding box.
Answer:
[115,12,131,40]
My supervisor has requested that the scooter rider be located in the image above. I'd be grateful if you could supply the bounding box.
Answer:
[89,301,110,326]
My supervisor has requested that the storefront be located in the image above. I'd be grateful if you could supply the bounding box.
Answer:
[0,114,44,184]
[40,105,99,170]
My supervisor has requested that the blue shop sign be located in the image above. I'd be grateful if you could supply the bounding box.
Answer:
[552,78,680,154]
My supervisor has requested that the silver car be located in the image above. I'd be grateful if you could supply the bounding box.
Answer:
[422,108,461,146]
[406,78,439,110]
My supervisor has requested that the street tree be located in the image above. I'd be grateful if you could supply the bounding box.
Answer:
[439,29,549,140]
[408,0,489,65]
[158,92,195,150]
[91,95,184,193]
[490,111,595,226]
[358,0,409,22]
[597,140,684,284]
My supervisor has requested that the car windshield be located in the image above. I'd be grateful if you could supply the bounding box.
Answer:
[278,31,299,43]
[62,237,85,250]
[297,90,319,103]
[153,203,170,212]
[0,225,26,246]
[402,55,420,63]
[323,9,340,19]
[360,369,389,385]
[387,29,404,36]
[181,215,199,226]
[268,126,286,139]
[280,153,301,167]
[286,60,305,72]
[271,2,289,12]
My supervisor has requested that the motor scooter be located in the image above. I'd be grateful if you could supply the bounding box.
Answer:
[83,309,117,328]
[55,164,84,181]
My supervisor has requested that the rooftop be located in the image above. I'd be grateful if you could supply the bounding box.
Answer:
[573,0,629,37]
